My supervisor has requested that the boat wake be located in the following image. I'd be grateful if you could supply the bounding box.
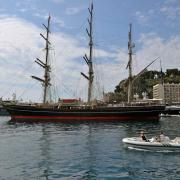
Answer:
[127,146,150,152]
[126,146,177,153]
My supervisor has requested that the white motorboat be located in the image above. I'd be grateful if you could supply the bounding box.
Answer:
[122,137,180,152]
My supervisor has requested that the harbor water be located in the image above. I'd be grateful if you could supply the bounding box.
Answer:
[0,116,180,180]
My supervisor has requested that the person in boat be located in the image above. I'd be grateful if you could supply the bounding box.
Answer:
[155,136,160,142]
[140,131,149,142]
[159,131,165,142]
[159,131,170,142]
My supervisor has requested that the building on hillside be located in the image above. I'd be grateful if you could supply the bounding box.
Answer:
[153,83,180,104]
[103,92,122,103]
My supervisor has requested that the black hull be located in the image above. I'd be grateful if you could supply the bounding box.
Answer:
[3,104,165,123]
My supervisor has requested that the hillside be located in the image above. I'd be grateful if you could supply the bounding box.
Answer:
[114,69,180,101]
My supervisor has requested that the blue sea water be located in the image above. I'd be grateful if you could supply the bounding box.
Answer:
[0,116,180,180]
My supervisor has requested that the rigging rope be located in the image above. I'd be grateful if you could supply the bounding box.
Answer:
[1,60,35,98]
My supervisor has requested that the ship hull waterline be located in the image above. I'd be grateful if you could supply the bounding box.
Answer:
[4,104,165,123]
[10,115,159,123]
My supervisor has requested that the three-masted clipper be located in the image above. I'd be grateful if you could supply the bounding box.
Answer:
[2,3,165,122]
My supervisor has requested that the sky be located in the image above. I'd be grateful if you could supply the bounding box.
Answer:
[0,0,179,102]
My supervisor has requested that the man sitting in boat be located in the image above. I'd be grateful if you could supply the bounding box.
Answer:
[150,131,170,143]
[159,131,170,142]
[140,131,149,142]
[159,131,165,141]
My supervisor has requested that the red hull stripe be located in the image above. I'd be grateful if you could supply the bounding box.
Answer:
[11,115,158,121]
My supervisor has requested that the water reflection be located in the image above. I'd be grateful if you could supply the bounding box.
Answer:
[84,124,98,179]
[39,126,52,180]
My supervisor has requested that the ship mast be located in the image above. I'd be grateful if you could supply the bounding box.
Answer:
[126,23,135,104]
[81,3,94,104]
[32,15,51,104]
[160,59,164,85]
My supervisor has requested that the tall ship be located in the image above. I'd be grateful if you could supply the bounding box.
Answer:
[2,3,165,122]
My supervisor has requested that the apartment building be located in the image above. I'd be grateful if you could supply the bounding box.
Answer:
[153,83,180,104]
